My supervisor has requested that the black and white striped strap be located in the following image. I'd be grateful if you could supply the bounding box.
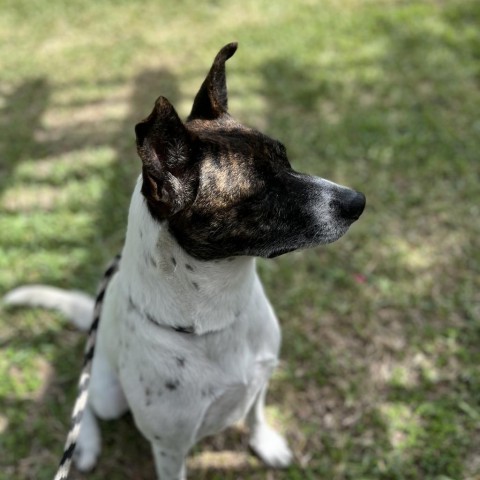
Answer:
[53,254,121,480]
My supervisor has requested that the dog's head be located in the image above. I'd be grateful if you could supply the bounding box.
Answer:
[135,43,365,260]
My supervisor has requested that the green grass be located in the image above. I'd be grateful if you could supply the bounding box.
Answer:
[1,0,479,479]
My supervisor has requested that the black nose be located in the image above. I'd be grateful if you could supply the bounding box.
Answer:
[338,190,366,221]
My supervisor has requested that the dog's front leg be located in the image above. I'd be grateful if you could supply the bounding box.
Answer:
[246,384,293,468]
[151,442,187,480]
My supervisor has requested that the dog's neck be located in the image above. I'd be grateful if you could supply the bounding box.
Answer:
[120,177,257,335]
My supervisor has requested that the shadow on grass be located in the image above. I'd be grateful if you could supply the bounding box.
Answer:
[0,78,52,192]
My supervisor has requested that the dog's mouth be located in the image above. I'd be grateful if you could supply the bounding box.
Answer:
[266,246,298,259]
[264,221,356,259]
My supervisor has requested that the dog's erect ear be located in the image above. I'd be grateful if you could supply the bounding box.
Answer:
[188,42,238,121]
[135,96,196,218]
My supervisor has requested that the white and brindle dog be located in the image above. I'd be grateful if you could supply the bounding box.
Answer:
[5,43,365,479]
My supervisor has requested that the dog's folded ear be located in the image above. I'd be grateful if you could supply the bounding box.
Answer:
[188,42,238,121]
[135,97,197,218]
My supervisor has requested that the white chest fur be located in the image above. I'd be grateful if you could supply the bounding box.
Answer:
[97,177,281,445]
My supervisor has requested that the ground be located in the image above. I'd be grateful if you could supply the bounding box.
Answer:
[1,1,479,479]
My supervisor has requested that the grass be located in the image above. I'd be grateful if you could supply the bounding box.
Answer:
[1,0,479,479]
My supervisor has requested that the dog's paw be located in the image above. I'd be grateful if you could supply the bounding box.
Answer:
[74,408,101,472]
[249,425,293,468]
[74,444,99,472]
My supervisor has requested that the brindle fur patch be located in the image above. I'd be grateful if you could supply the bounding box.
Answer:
[134,43,356,260]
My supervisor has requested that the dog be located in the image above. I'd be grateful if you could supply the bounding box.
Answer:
[4,43,365,479]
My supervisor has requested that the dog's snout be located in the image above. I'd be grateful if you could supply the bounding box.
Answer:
[335,190,366,221]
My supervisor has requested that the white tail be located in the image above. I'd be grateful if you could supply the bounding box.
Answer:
[3,285,94,331]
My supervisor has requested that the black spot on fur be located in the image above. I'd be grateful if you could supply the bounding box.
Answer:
[201,385,216,398]
[154,434,162,441]
[128,295,136,312]
[192,281,199,290]
[146,312,162,327]
[173,325,195,334]
[175,356,186,368]
[171,256,177,266]
[145,387,152,406]
[165,379,180,391]
[185,263,194,271]
[147,254,157,268]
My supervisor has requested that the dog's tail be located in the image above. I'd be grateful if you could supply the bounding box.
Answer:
[3,285,95,331]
